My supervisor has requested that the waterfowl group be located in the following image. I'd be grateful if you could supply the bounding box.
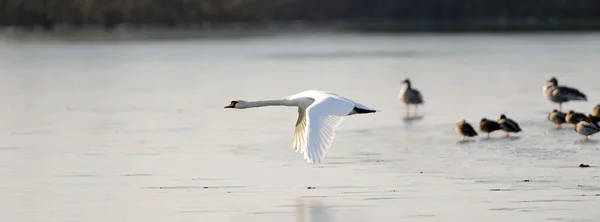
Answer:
[541,77,600,140]
[456,76,594,141]
[548,104,600,140]
[456,114,522,140]
[225,76,595,163]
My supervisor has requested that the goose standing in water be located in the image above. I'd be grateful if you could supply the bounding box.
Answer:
[565,110,587,128]
[543,77,587,112]
[497,114,522,137]
[479,118,501,138]
[547,109,567,128]
[398,78,424,117]
[455,120,478,141]
[224,90,377,164]
[574,117,600,140]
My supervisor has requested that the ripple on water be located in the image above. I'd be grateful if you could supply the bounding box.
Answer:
[406,214,436,218]
[11,130,53,135]
[511,199,589,203]
[55,174,98,178]
[0,146,23,150]
[146,185,250,190]
[122,174,154,177]
[126,153,160,156]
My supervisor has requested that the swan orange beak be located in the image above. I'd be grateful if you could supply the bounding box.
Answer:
[224,103,235,108]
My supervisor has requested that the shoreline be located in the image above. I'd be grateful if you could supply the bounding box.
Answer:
[2,20,600,41]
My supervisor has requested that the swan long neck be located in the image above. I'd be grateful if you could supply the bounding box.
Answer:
[239,99,296,108]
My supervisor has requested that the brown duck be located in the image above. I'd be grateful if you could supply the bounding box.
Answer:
[565,110,586,128]
[575,117,600,140]
[479,118,501,138]
[592,104,600,117]
[587,114,600,123]
[547,109,567,128]
[455,120,478,141]
[497,114,522,137]
[590,105,600,123]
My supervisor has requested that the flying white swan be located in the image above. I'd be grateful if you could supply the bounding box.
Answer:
[224,90,377,164]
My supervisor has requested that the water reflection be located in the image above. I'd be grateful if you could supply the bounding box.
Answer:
[296,198,332,222]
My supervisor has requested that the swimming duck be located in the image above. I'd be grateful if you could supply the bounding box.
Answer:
[547,109,567,128]
[497,114,522,137]
[455,120,478,141]
[398,78,424,117]
[542,77,587,112]
[479,118,502,138]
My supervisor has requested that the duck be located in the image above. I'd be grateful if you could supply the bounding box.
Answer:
[497,114,522,137]
[224,90,377,164]
[547,109,567,128]
[574,117,600,140]
[589,104,600,122]
[587,114,600,123]
[592,104,600,117]
[455,120,478,141]
[398,78,424,117]
[479,118,502,138]
[565,110,587,128]
[542,77,587,112]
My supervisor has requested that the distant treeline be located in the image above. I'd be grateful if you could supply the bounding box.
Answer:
[2,0,600,31]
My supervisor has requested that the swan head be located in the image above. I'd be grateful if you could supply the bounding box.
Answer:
[500,114,506,119]
[546,77,558,86]
[224,100,243,109]
[401,78,411,84]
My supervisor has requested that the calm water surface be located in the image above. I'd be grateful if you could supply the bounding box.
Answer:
[0,32,600,222]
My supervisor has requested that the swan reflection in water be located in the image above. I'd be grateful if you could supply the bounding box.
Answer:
[296,198,332,222]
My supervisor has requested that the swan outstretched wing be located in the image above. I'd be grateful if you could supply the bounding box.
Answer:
[300,97,354,164]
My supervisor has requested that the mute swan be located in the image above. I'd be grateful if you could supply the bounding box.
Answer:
[455,120,477,141]
[575,117,600,140]
[479,118,501,138]
[543,77,587,112]
[398,78,424,117]
[497,114,522,137]
[547,109,567,129]
[224,90,377,164]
